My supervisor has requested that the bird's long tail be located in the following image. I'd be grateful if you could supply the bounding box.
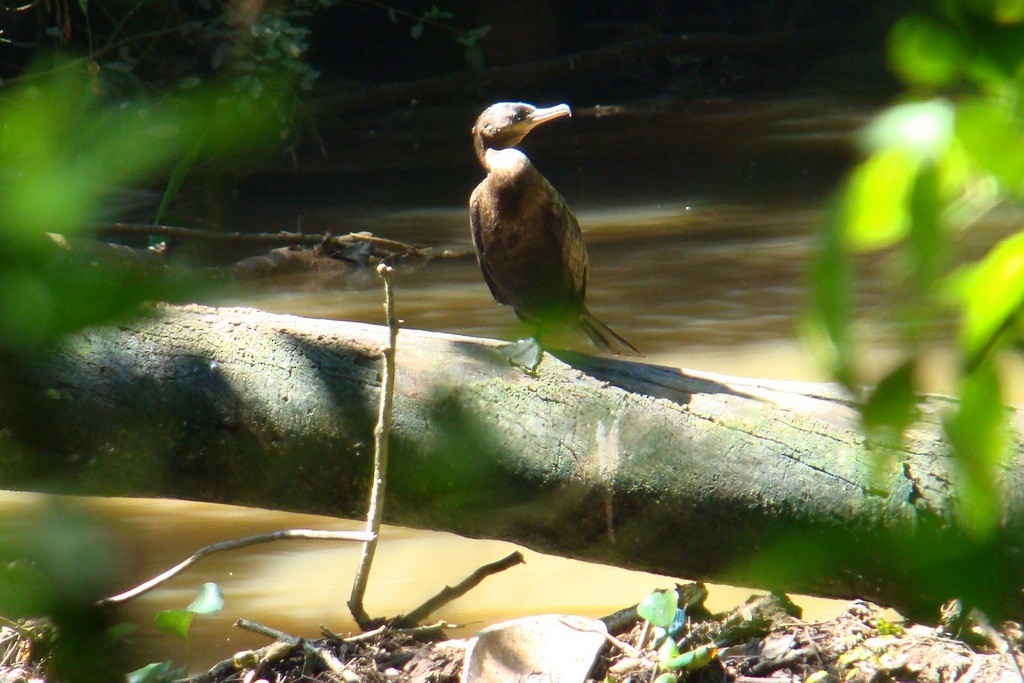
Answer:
[578,309,640,356]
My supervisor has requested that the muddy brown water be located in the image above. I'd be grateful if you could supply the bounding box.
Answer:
[5,95,1017,672]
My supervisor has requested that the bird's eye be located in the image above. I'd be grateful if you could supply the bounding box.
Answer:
[512,111,524,122]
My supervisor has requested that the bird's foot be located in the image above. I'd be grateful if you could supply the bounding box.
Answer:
[499,337,544,373]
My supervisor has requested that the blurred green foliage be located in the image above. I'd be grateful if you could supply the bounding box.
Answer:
[0,55,283,678]
[0,501,128,682]
[0,59,283,354]
[808,0,1024,531]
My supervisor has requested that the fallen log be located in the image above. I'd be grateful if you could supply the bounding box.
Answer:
[2,304,1023,620]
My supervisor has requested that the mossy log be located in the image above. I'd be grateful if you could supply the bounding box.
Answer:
[3,304,1024,620]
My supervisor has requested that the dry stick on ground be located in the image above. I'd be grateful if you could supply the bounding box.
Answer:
[398,550,526,627]
[235,619,293,640]
[96,528,374,606]
[347,262,399,628]
[325,621,450,645]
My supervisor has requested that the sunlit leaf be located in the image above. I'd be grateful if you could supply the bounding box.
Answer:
[154,609,194,643]
[187,582,224,614]
[944,361,1008,533]
[663,644,718,671]
[994,0,1024,23]
[842,148,919,251]
[861,100,955,159]
[637,588,678,628]
[126,661,174,683]
[657,635,680,661]
[862,360,918,450]
[888,15,963,87]
[954,230,1024,363]
[956,98,1024,191]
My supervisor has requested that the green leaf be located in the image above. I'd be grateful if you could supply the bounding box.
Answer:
[126,661,173,683]
[187,582,225,614]
[155,609,194,643]
[637,588,678,628]
[78,0,87,16]
[994,0,1024,22]
[888,15,962,87]
[862,360,918,450]
[954,230,1024,364]
[842,148,920,252]
[105,622,138,644]
[457,24,492,47]
[155,143,202,226]
[657,636,680,661]
[907,163,944,298]
[663,644,718,671]
[861,100,955,159]
[944,361,1008,533]
[956,99,1024,192]
[410,22,423,39]
[805,200,855,388]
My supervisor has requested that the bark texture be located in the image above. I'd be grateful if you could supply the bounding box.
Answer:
[3,304,1024,620]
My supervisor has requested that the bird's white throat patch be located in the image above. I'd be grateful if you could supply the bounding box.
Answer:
[484,147,531,173]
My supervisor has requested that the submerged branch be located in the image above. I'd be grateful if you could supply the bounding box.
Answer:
[91,222,426,257]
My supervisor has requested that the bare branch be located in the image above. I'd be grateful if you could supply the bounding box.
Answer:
[347,262,399,628]
[90,222,426,257]
[399,551,525,627]
[97,528,374,606]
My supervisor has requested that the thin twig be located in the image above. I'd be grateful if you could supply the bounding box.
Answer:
[334,620,449,644]
[234,619,293,640]
[308,641,347,675]
[399,551,525,626]
[97,528,374,606]
[997,625,1024,683]
[347,262,399,628]
[558,617,645,660]
[184,642,299,683]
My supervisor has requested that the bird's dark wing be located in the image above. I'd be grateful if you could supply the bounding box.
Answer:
[542,180,589,306]
[469,186,507,306]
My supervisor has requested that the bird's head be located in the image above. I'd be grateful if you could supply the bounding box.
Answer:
[472,102,571,161]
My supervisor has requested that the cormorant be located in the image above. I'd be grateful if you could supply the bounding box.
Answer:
[469,102,638,355]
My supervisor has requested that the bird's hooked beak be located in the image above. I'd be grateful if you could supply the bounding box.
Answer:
[526,104,572,130]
